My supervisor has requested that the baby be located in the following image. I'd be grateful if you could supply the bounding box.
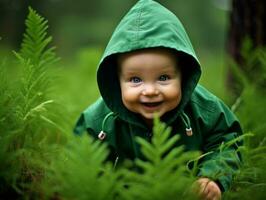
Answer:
[74,1,242,199]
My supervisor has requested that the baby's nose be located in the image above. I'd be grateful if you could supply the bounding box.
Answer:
[142,84,159,96]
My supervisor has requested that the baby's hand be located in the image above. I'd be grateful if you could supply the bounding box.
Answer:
[195,178,221,200]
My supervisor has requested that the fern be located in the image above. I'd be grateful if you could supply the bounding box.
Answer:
[20,7,58,67]
[0,67,22,196]
[41,134,122,200]
[118,117,199,200]
[14,7,63,141]
[223,135,266,200]
[16,8,59,120]
[40,117,200,200]
[224,39,266,199]
[0,7,66,198]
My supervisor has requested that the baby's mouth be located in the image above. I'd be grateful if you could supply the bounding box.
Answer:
[141,101,163,107]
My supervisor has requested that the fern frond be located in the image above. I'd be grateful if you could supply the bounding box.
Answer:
[15,7,58,114]
[23,99,54,120]
[0,6,70,199]
[120,117,199,200]
[13,6,61,130]
[41,134,122,200]
[20,7,58,66]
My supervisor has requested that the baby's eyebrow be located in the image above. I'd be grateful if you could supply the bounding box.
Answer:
[122,69,140,74]
[120,71,139,78]
[159,68,177,73]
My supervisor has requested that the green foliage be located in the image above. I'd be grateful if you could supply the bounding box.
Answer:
[0,7,66,198]
[41,135,121,200]
[117,117,199,200]
[13,7,64,140]
[229,39,266,145]
[20,7,59,67]
[0,67,21,195]
[223,39,266,199]
[40,117,199,200]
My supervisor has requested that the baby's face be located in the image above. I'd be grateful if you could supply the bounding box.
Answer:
[118,48,182,126]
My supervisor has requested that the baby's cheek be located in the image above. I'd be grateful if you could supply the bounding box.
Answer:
[121,88,139,102]
[169,86,181,99]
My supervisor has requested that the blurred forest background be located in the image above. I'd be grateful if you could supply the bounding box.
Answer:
[1,0,231,123]
[1,0,229,52]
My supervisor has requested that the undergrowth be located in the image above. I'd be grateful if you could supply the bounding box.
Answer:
[223,40,266,200]
[0,7,67,198]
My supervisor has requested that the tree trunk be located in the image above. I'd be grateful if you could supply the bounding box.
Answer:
[226,0,266,96]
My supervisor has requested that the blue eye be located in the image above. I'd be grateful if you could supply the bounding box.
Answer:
[159,75,170,81]
[130,77,142,83]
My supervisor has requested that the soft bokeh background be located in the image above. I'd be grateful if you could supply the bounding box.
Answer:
[1,0,231,126]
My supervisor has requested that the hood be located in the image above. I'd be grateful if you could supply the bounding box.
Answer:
[97,0,201,128]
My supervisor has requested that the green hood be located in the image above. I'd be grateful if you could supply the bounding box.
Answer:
[97,0,201,127]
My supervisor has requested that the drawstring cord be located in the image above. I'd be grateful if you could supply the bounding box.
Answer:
[98,112,119,169]
[97,111,192,169]
[99,111,193,139]
[98,112,117,140]
[180,111,193,136]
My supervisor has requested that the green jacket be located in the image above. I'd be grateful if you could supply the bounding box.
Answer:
[74,0,242,192]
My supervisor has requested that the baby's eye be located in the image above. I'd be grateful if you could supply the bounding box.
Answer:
[130,77,142,83]
[158,75,170,81]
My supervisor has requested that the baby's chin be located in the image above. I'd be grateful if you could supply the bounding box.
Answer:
[140,112,164,121]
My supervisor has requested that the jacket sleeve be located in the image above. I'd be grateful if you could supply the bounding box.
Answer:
[73,105,119,163]
[197,97,243,192]
[73,112,87,135]
[73,98,107,137]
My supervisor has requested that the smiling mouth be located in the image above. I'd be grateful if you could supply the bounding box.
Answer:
[141,102,163,107]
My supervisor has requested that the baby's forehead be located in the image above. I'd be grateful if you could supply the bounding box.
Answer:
[117,47,181,72]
